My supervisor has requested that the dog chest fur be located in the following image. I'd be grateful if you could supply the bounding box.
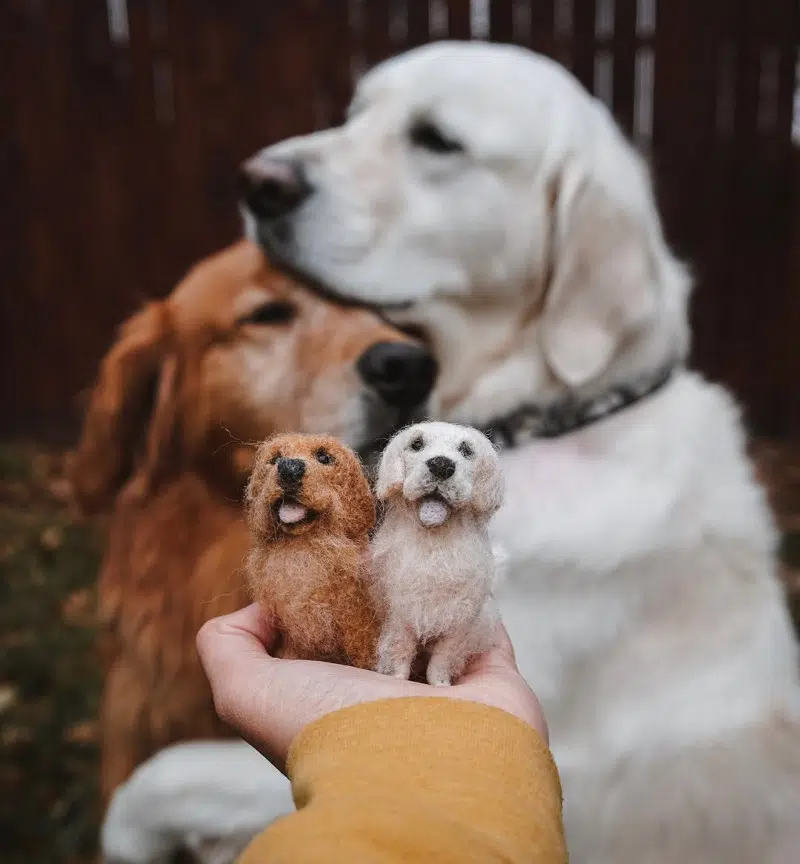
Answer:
[372,505,495,640]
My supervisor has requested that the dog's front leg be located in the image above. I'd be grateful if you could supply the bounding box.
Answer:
[426,626,474,686]
[376,617,417,679]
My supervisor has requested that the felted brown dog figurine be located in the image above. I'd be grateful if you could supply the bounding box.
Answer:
[245,433,380,668]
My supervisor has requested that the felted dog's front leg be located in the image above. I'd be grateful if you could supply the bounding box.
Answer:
[426,627,474,686]
[376,617,417,679]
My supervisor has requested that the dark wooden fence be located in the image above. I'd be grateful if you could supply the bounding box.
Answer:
[1,0,798,441]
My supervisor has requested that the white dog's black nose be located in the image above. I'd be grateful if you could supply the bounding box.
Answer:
[357,342,437,408]
[239,157,311,221]
[277,457,306,489]
[426,456,456,481]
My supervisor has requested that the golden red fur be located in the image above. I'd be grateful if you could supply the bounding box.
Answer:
[245,434,380,669]
[68,240,420,806]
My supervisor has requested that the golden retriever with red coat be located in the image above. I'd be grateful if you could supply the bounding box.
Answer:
[69,239,434,806]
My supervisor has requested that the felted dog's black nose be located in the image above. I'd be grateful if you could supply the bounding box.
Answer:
[239,157,311,221]
[357,342,437,408]
[426,456,455,481]
[276,457,306,489]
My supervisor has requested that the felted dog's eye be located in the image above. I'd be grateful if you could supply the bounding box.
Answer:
[409,436,424,452]
[458,441,474,459]
[269,452,282,465]
[316,448,334,465]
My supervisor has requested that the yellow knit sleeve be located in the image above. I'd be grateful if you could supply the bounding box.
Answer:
[238,697,566,864]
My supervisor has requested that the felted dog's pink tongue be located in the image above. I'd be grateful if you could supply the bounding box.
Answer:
[419,498,449,528]
[278,502,308,524]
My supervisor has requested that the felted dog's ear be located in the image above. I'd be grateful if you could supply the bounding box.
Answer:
[472,454,504,517]
[244,438,282,539]
[540,161,656,388]
[375,430,408,501]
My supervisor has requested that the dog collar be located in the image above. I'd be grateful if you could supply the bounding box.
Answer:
[483,363,678,448]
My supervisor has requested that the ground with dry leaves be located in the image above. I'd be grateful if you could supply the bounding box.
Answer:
[0,440,799,863]
[0,444,102,864]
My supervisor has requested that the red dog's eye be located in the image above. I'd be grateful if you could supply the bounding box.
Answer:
[316,449,334,465]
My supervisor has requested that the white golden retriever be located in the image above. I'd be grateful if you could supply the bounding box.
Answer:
[103,41,800,864]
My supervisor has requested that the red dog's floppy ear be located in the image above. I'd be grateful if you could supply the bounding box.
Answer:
[68,302,179,513]
[337,446,377,538]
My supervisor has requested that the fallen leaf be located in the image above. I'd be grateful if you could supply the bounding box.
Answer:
[62,589,93,624]
[64,721,97,743]
[47,477,72,503]
[0,684,17,714]
[40,525,64,551]
[2,726,32,746]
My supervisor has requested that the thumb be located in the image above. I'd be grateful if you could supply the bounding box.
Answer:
[460,621,519,679]
[196,603,278,689]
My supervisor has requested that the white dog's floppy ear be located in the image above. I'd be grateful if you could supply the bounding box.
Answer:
[472,452,505,516]
[375,430,409,501]
[540,162,656,388]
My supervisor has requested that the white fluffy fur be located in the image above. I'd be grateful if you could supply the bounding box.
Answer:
[103,41,800,863]
[100,740,291,864]
[371,421,503,685]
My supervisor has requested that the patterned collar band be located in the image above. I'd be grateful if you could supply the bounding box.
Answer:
[483,363,678,449]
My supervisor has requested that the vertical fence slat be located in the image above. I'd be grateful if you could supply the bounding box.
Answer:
[736,0,797,434]
[0,0,34,432]
[527,0,555,56]
[406,0,431,48]
[694,0,742,398]
[774,0,800,433]
[126,0,173,298]
[447,0,473,39]
[490,0,515,43]
[611,0,637,136]
[571,0,596,93]
[364,0,393,67]
[722,0,772,428]
[653,0,721,386]
[315,0,354,125]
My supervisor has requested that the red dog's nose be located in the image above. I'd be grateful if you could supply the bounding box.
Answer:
[276,457,305,489]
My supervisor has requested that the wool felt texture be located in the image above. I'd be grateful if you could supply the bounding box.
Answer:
[372,422,504,685]
[245,433,381,669]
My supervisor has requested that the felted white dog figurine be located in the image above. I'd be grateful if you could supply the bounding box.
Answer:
[371,421,504,686]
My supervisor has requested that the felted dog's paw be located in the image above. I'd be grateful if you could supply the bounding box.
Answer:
[376,655,406,678]
[426,664,453,686]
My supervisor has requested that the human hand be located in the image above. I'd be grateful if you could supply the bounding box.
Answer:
[197,603,547,774]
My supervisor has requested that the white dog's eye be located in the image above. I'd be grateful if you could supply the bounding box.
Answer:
[409,436,424,452]
[458,441,474,459]
[409,120,463,155]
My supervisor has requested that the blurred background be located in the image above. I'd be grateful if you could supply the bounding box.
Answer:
[1,1,799,861]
